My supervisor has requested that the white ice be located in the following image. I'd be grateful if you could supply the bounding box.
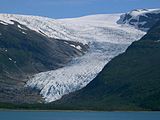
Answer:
[0,12,146,102]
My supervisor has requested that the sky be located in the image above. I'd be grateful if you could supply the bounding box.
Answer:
[0,0,159,18]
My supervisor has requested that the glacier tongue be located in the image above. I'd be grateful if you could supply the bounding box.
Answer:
[24,14,146,102]
[26,42,128,102]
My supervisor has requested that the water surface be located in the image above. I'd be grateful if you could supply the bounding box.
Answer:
[0,111,160,120]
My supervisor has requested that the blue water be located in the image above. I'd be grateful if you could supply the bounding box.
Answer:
[0,111,160,120]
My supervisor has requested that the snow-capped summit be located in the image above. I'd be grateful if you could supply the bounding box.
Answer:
[118,8,160,31]
[0,14,79,42]
[128,8,160,16]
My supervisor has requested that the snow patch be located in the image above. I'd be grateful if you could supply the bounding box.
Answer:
[9,58,12,61]
[70,44,82,50]
[76,45,82,50]
[70,44,76,48]
[64,41,69,44]
[22,31,27,34]
[0,21,8,25]
[155,40,160,43]
[18,25,27,30]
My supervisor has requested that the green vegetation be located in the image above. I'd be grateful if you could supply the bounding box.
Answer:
[0,20,160,111]
[52,20,160,111]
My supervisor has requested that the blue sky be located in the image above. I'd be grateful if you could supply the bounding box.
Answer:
[0,0,159,18]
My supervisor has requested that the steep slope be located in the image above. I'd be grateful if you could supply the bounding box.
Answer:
[0,20,87,103]
[1,10,153,103]
[26,14,145,102]
[118,8,160,31]
[56,20,160,111]
[0,14,75,42]
[0,8,158,106]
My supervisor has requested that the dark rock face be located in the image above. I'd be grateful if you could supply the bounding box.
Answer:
[0,21,88,104]
[118,9,160,31]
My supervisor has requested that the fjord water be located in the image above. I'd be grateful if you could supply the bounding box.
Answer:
[0,111,160,120]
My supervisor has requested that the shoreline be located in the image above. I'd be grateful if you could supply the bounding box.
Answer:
[0,109,159,112]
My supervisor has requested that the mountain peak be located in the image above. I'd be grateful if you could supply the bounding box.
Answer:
[129,8,160,16]
[117,8,160,31]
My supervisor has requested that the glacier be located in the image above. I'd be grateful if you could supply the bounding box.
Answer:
[0,13,146,102]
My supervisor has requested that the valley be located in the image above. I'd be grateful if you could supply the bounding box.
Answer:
[0,8,159,109]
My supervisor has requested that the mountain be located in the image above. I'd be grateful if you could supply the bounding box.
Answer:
[0,20,87,103]
[0,13,144,104]
[56,20,160,111]
[0,8,159,105]
[118,9,160,31]
[25,14,145,102]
